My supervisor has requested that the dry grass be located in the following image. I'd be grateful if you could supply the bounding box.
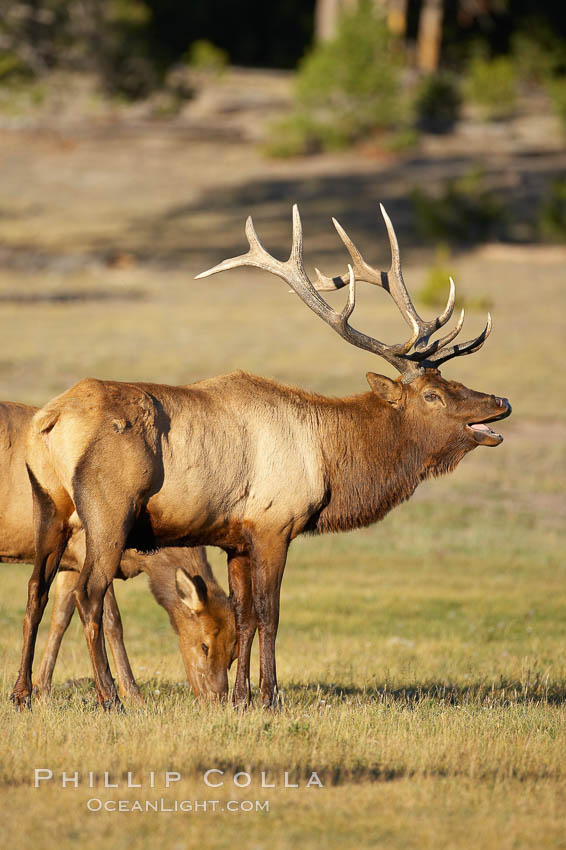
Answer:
[2,523,566,849]
[0,121,565,848]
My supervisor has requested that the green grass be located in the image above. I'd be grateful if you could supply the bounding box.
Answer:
[2,508,565,848]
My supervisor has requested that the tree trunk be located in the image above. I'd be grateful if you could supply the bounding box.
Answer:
[315,0,390,42]
[387,0,408,37]
[314,0,341,41]
[417,0,444,72]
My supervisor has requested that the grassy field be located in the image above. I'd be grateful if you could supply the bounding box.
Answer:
[0,108,565,848]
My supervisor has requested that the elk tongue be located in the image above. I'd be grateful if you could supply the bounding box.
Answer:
[468,421,503,446]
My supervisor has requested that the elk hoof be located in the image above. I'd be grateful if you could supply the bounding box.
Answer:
[123,689,145,707]
[10,691,32,711]
[33,684,51,702]
[232,692,251,711]
[261,692,281,711]
[102,697,125,714]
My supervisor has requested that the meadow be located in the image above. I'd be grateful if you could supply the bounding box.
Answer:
[0,118,565,848]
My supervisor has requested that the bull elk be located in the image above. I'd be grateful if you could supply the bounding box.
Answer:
[0,402,236,701]
[11,205,510,712]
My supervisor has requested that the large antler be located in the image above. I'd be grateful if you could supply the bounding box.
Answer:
[196,205,492,381]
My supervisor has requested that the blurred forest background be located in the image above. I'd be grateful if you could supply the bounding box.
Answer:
[0,0,565,246]
[1,0,566,80]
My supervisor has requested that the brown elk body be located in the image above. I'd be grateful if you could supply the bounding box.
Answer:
[11,206,510,711]
[0,402,236,701]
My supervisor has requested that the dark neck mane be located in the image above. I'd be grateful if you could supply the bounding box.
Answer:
[309,393,429,534]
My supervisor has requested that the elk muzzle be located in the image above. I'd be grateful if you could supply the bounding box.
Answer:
[466,397,511,446]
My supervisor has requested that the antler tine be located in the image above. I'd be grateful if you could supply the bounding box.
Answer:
[313,206,458,352]
[321,213,421,354]
[196,215,275,279]
[313,217,383,291]
[410,308,465,361]
[437,277,456,328]
[197,205,423,376]
[313,267,347,291]
[379,204,421,341]
[332,217,384,284]
[339,263,357,325]
[427,313,492,367]
[285,204,354,317]
[287,207,366,333]
[379,204,460,350]
[197,207,335,321]
[290,203,304,265]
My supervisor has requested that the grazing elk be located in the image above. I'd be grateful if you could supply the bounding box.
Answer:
[0,402,236,701]
[11,205,510,712]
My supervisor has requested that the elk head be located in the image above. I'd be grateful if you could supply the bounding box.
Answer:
[174,569,237,700]
[197,204,511,467]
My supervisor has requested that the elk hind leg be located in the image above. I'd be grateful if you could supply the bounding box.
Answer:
[35,569,78,699]
[103,582,144,704]
[73,530,132,712]
[10,473,72,710]
[72,461,150,712]
[72,447,151,711]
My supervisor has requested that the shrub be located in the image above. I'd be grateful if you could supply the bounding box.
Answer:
[296,0,403,134]
[411,168,506,245]
[0,51,31,82]
[511,27,566,85]
[414,72,461,134]
[0,0,156,99]
[546,77,566,134]
[263,113,350,158]
[263,117,417,159]
[418,245,492,312]
[382,127,420,154]
[418,245,455,308]
[464,52,517,120]
[185,40,228,75]
[539,178,566,242]
[164,39,228,106]
[266,0,406,157]
[97,0,156,99]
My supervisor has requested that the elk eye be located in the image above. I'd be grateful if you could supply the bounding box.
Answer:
[201,643,209,656]
[424,392,440,402]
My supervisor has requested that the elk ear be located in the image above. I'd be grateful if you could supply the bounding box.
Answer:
[366,372,402,404]
[175,569,208,614]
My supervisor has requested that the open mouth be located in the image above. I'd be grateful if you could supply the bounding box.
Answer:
[466,402,511,446]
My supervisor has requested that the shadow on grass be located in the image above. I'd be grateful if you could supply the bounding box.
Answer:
[0,289,144,304]
[117,148,566,270]
[45,675,566,708]
[286,678,566,706]
[45,676,191,700]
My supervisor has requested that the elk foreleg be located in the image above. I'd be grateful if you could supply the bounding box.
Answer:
[35,569,78,699]
[102,583,144,704]
[251,536,289,710]
[228,551,256,707]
